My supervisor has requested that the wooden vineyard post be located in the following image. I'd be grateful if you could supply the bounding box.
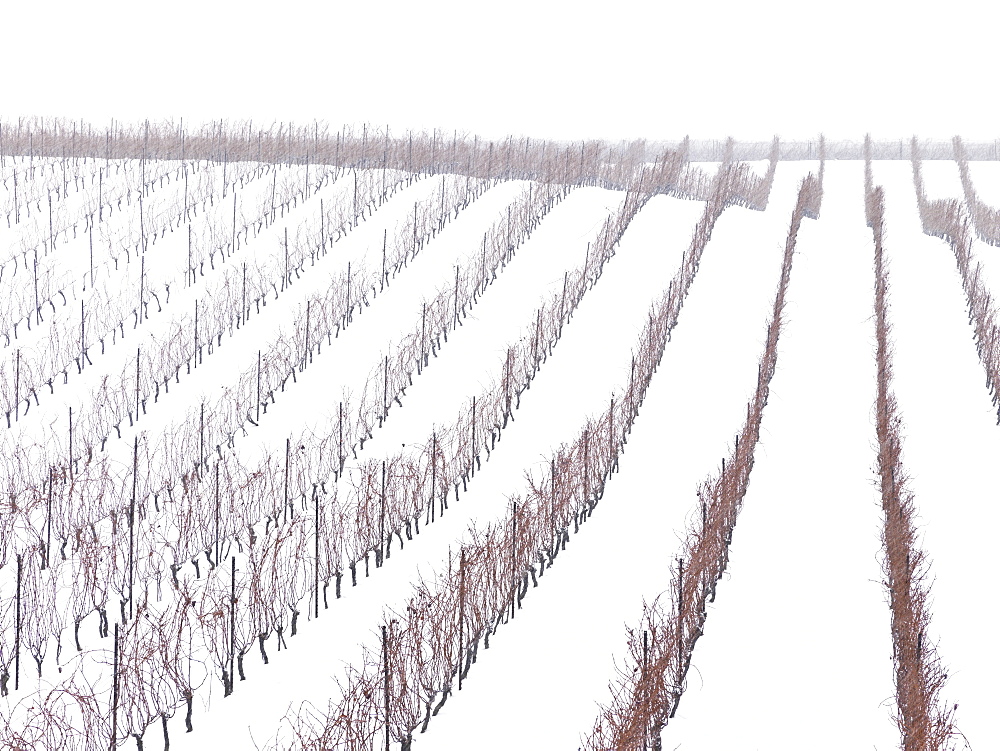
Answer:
[303,300,311,371]
[139,246,145,324]
[230,556,236,695]
[560,271,568,332]
[129,436,138,620]
[453,265,460,331]
[382,623,391,751]
[412,202,417,253]
[379,460,386,567]
[433,431,439,519]
[48,185,53,252]
[503,347,513,425]
[470,397,476,477]
[111,622,119,750]
[34,249,39,325]
[315,487,320,620]
[284,437,291,524]
[215,462,221,567]
[648,311,655,372]
[511,502,518,617]
[242,262,247,327]
[629,357,636,425]
[643,629,650,751]
[420,302,427,373]
[199,402,205,474]
[674,556,685,717]
[15,554,21,691]
[338,401,344,475]
[532,309,542,370]
[194,299,199,368]
[382,229,387,292]
[45,467,53,570]
[346,262,352,326]
[134,348,140,425]
[256,350,262,424]
[506,206,512,260]
[458,546,466,690]
[382,355,389,427]
[701,490,707,533]
[480,233,487,298]
[551,457,557,552]
[609,398,615,478]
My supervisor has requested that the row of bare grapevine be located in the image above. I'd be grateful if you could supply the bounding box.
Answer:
[1,151,360,352]
[1,150,183,231]
[910,142,1000,424]
[1,118,668,193]
[0,170,470,575]
[868,183,962,749]
[333,165,689,584]
[0,175,599,749]
[952,136,1000,246]
[0,148,691,747]
[0,159,347,423]
[0,136,764,748]
[581,172,820,750]
[262,158,777,750]
[0,171,568,724]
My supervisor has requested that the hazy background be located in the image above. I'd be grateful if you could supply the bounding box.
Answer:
[2,0,995,143]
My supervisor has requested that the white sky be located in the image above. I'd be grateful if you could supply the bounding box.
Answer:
[3,0,997,144]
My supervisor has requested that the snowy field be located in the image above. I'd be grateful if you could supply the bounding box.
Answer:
[0,141,996,751]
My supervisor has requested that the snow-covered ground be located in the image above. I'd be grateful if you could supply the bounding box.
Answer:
[1,152,997,751]
[870,160,1000,750]
[420,160,814,751]
[665,160,900,749]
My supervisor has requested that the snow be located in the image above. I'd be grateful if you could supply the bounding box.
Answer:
[868,160,1000,749]
[664,160,899,749]
[418,161,810,750]
[1,151,998,751]
[164,182,709,750]
[153,182,651,748]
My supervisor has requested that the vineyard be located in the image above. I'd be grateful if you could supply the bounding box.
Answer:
[0,121,996,750]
